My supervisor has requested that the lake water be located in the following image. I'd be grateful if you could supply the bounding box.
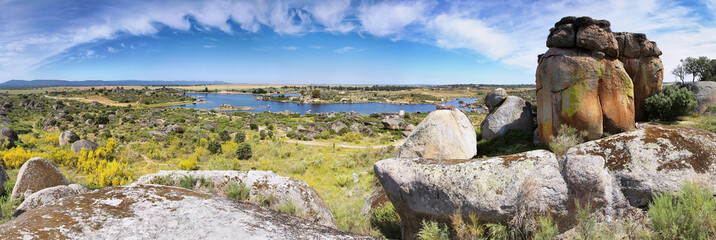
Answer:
[173,93,482,114]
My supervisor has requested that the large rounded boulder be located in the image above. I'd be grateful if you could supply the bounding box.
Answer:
[562,124,716,215]
[135,170,337,227]
[13,184,91,217]
[375,150,568,239]
[485,88,508,110]
[684,81,716,113]
[480,96,535,140]
[396,105,476,160]
[71,139,99,153]
[11,157,69,201]
[614,32,664,121]
[59,131,80,146]
[0,185,371,239]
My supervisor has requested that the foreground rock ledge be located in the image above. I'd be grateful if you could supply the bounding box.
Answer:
[375,150,568,239]
[134,170,337,227]
[0,184,374,239]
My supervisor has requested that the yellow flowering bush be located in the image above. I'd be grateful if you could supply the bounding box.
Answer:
[43,132,60,146]
[88,158,133,187]
[0,147,37,168]
[178,154,199,170]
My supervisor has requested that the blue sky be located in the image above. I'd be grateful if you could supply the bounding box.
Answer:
[1,0,715,84]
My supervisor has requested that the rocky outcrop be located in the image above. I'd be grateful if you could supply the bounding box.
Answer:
[11,157,70,201]
[0,127,17,148]
[326,121,348,133]
[396,105,476,160]
[537,16,642,144]
[360,187,390,216]
[59,131,80,146]
[71,139,98,153]
[163,124,185,134]
[0,185,373,239]
[134,170,337,227]
[614,32,663,121]
[562,124,716,216]
[480,96,535,140]
[375,150,568,239]
[13,184,91,217]
[684,81,716,113]
[0,166,9,195]
[381,115,414,131]
[485,88,508,110]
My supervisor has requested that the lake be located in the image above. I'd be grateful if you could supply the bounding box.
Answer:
[174,93,482,114]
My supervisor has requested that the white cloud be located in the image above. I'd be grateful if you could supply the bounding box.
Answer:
[309,0,354,33]
[335,46,365,54]
[428,14,514,60]
[309,45,324,49]
[282,46,298,50]
[358,1,431,37]
[107,47,118,53]
[203,45,216,48]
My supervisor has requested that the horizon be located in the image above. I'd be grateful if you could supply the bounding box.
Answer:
[1,0,715,84]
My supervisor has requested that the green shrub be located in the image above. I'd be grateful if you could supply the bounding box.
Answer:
[259,130,267,140]
[234,131,246,143]
[644,86,698,121]
[575,200,596,240]
[549,124,587,158]
[648,182,716,239]
[277,199,303,218]
[335,174,351,187]
[370,202,401,239]
[338,127,350,136]
[416,220,450,240]
[150,175,173,185]
[236,142,252,160]
[534,215,558,240]
[342,132,363,143]
[249,123,259,130]
[207,140,222,154]
[198,176,212,188]
[225,182,251,201]
[179,175,196,189]
[218,130,230,141]
[476,130,537,158]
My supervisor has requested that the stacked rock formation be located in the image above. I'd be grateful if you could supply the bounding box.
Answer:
[536,16,663,144]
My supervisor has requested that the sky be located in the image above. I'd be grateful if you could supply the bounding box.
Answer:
[0,0,715,84]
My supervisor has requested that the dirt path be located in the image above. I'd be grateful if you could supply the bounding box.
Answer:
[284,139,403,149]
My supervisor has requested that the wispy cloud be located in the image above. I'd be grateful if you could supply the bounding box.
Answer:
[203,45,216,48]
[309,45,324,49]
[357,0,431,37]
[335,46,365,54]
[107,47,118,53]
[282,46,298,50]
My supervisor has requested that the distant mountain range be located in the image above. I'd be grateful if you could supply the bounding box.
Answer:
[0,80,227,89]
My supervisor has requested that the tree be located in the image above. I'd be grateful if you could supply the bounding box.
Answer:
[682,56,712,82]
[644,86,697,121]
[311,89,321,98]
[672,65,686,84]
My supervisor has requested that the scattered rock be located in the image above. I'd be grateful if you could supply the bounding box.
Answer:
[163,124,184,134]
[200,122,218,130]
[0,128,18,147]
[684,81,716,113]
[0,185,374,239]
[71,139,99,153]
[351,173,359,183]
[360,187,390,217]
[10,157,70,201]
[381,115,414,131]
[397,106,476,160]
[135,170,337,227]
[480,96,535,140]
[485,88,508,110]
[59,131,80,146]
[562,124,716,216]
[375,150,568,239]
[0,166,9,195]
[13,184,91,217]
[326,121,348,133]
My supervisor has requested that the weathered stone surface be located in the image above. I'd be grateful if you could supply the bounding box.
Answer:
[576,23,619,58]
[547,22,576,48]
[481,96,535,140]
[163,124,184,134]
[0,127,17,148]
[360,186,390,216]
[326,121,348,133]
[562,124,716,213]
[381,115,414,131]
[0,185,373,239]
[597,59,636,133]
[684,81,716,113]
[375,150,568,239]
[0,166,9,195]
[71,139,98,153]
[11,157,70,201]
[615,32,663,121]
[397,106,476,160]
[485,88,508,110]
[13,184,91,217]
[135,170,337,227]
[59,131,80,146]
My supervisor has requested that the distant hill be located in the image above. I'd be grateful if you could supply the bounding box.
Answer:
[0,80,227,89]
